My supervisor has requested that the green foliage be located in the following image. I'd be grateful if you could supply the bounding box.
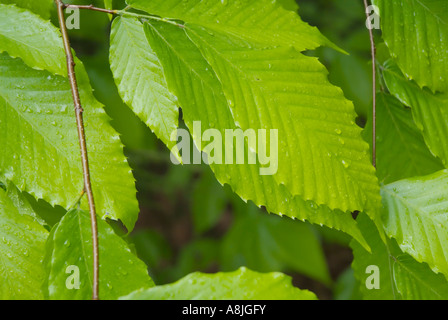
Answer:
[333,268,361,300]
[185,23,379,214]
[142,20,370,247]
[351,213,448,300]
[381,170,448,279]
[0,0,54,19]
[221,202,331,286]
[128,0,338,52]
[168,239,220,283]
[109,16,180,157]
[350,213,397,300]
[363,92,443,184]
[0,185,48,299]
[0,4,66,76]
[373,0,448,92]
[393,254,448,300]
[382,60,448,167]
[104,0,112,10]
[191,170,228,234]
[1,0,448,301]
[125,1,382,238]
[121,267,317,300]
[44,209,154,300]
[0,52,139,231]
[277,0,299,12]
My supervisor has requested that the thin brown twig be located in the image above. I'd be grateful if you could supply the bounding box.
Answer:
[55,0,99,300]
[62,3,117,15]
[363,0,377,168]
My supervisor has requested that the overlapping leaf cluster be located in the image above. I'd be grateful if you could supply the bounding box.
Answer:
[2,0,447,300]
[109,0,382,249]
[352,0,448,299]
[0,0,332,300]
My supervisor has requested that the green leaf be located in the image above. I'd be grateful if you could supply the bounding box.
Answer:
[81,45,158,151]
[44,209,154,300]
[382,60,448,168]
[126,0,339,52]
[221,202,331,285]
[393,254,448,300]
[372,0,448,92]
[350,213,398,300]
[184,24,380,215]
[104,0,113,10]
[0,4,66,76]
[333,268,362,300]
[0,53,139,231]
[363,92,443,184]
[352,213,448,300]
[327,52,372,119]
[109,17,180,157]
[381,170,448,279]
[120,267,317,300]
[131,230,172,273]
[192,168,228,233]
[277,0,299,12]
[0,0,54,19]
[5,181,47,225]
[143,21,370,249]
[169,239,220,283]
[0,185,48,299]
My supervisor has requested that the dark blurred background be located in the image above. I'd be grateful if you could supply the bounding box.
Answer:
[54,0,374,299]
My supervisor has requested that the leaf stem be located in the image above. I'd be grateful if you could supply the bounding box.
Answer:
[55,0,99,300]
[69,189,86,210]
[62,3,184,27]
[363,0,377,168]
